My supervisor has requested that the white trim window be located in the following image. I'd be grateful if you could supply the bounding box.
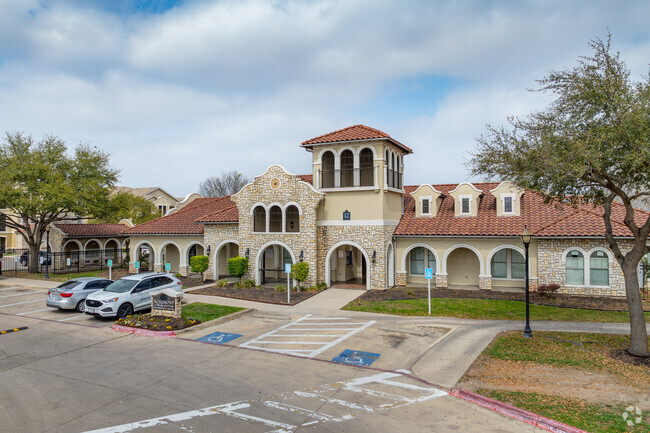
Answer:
[502,194,515,214]
[409,247,436,276]
[491,249,525,280]
[589,250,609,286]
[419,196,432,216]
[459,195,472,215]
[566,250,585,285]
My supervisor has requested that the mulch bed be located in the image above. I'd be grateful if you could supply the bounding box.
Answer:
[356,287,650,312]
[190,285,323,305]
[115,314,201,331]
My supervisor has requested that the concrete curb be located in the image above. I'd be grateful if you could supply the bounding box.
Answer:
[175,308,256,335]
[111,324,176,338]
[450,389,587,433]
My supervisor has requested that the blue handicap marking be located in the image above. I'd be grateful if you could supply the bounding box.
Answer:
[332,349,381,367]
[197,331,243,345]
[425,267,434,279]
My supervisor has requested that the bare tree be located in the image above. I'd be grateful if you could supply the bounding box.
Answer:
[199,171,250,197]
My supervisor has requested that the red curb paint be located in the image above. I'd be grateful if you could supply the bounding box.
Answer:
[111,324,176,338]
[450,389,587,433]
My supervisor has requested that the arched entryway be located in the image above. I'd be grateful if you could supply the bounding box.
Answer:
[214,241,239,280]
[255,242,295,287]
[386,243,394,287]
[325,242,369,290]
[104,239,120,261]
[160,242,181,274]
[134,242,155,272]
[186,243,205,274]
[445,246,481,289]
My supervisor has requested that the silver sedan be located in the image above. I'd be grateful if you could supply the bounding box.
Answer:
[46,277,113,313]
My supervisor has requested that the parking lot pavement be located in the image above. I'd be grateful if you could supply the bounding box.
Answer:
[0,283,114,328]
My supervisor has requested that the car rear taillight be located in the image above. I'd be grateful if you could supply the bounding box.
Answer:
[60,293,73,298]
[47,291,50,295]
[177,281,181,285]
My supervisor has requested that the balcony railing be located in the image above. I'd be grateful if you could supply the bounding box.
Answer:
[318,167,376,189]
[386,168,403,189]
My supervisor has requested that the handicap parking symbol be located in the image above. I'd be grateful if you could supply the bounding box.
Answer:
[332,349,381,367]
[197,331,243,345]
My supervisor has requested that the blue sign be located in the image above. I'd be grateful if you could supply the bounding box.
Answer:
[165,262,171,271]
[425,268,434,280]
[134,261,140,269]
[343,210,351,221]
[332,349,381,367]
[107,259,113,267]
[285,263,292,274]
[197,332,243,345]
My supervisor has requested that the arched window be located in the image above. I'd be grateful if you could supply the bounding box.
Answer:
[590,250,609,286]
[396,155,401,188]
[511,250,525,279]
[286,205,299,233]
[253,206,266,232]
[491,248,525,279]
[322,151,335,188]
[269,206,282,232]
[340,150,354,187]
[491,249,507,278]
[566,250,584,285]
[359,148,373,186]
[409,247,436,275]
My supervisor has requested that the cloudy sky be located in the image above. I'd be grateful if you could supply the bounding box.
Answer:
[1,0,648,197]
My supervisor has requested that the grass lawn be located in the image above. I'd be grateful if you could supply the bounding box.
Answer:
[181,302,245,322]
[343,297,650,323]
[460,331,649,433]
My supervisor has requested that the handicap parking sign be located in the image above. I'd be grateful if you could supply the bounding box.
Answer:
[197,331,243,345]
[332,349,381,367]
[425,268,433,279]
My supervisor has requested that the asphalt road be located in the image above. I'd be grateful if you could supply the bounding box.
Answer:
[0,281,540,433]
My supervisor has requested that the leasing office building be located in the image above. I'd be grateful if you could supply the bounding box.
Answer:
[123,125,647,297]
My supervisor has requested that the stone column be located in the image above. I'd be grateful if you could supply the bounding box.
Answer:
[396,272,407,286]
[436,274,447,288]
[479,276,492,291]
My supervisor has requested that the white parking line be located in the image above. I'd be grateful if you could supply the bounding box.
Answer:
[0,287,20,292]
[82,371,447,433]
[0,299,44,308]
[0,290,46,299]
[17,308,51,315]
[238,315,375,358]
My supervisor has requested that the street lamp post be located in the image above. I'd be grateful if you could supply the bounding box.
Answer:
[45,227,50,279]
[520,226,532,338]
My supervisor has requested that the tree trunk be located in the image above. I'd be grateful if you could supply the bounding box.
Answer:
[27,242,40,273]
[622,261,649,357]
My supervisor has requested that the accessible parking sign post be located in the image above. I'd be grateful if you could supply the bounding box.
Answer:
[107,259,113,280]
[285,263,292,304]
[425,267,433,315]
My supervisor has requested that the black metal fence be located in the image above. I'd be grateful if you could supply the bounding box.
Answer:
[0,248,126,275]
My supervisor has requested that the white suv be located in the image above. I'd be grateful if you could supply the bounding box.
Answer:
[85,273,183,319]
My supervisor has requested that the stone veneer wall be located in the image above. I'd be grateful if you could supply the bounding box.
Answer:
[317,224,396,290]
[204,224,240,280]
[230,165,324,287]
[537,238,632,297]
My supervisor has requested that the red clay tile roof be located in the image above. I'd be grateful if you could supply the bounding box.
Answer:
[123,197,235,235]
[54,223,128,237]
[195,204,239,223]
[395,183,647,238]
[301,125,413,153]
[297,174,313,184]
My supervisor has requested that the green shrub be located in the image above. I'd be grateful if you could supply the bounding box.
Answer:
[217,279,229,287]
[290,262,309,291]
[228,256,249,283]
[243,279,255,288]
[316,281,328,290]
[275,284,287,292]
[190,255,209,279]
[175,273,182,278]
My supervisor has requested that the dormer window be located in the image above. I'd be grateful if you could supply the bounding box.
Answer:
[503,196,513,213]
[421,198,430,215]
[460,196,471,215]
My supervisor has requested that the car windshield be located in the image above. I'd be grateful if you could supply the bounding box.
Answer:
[57,280,81,290]
[104,279,138,293]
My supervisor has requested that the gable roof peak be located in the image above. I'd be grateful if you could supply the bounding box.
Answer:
[301,124,413,153]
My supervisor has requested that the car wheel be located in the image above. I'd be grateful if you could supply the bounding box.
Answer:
[116,303,133,319]
[75,300,85,313]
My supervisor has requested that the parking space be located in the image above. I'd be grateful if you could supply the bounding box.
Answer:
[0,283,114,328]
[83,370,447,433]
[237,314,376,358]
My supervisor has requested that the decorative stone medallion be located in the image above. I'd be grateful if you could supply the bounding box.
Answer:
[270,178,281,190]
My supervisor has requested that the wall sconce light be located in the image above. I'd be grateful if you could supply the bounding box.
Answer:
[299,250,304,262]
[372,250,376,264]
[206,245,211,255]
[245,248,250,259]
[290,221,295,230]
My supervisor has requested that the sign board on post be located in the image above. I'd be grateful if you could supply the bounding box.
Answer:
[285,263,292,304]
[107,259,113,280]
[134,261,140,274]
[165,262,171,272]
[425,268,433,315]
[66,258,71,267]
